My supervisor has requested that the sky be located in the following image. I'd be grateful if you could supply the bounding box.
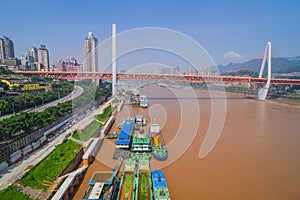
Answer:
[1,0,300,65]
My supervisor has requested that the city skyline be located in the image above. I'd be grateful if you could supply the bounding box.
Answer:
[1,0,300,65]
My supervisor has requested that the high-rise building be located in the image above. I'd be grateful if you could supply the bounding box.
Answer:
[26,46,38,62]
[57,57,82,72]
[20,46,38,70]
[83,32,98,72]
[38,45,50,71]
[20,54,35,70]
[0,38,4,62]
[0,36,15,61]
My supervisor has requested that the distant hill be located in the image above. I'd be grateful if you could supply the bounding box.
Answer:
[218,56,300,75]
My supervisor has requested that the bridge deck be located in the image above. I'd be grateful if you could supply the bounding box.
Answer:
[15,71,300,85]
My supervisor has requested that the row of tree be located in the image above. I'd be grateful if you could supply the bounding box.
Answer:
[0,66,13,75]
[0,81,74,116]
[0,81,112,141]
[0,100,72,141]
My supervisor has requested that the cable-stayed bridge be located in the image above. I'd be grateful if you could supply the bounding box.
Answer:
[14,70,300,85]
[15,26,300,100]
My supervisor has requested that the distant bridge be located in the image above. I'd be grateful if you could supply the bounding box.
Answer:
[14,71,300,85]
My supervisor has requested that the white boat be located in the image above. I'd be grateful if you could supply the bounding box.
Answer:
[139,95,148,108]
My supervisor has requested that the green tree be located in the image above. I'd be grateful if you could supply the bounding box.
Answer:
[0,81,9,90]
[0,99,9,116]
[30,75,40,83]
[11,85,21,92]
[0,66,13,75]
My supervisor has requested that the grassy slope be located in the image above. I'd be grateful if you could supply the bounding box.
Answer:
[96,106,113,123]
[0,186,32,200]
[21,139,81,191]
[72,120,101,142]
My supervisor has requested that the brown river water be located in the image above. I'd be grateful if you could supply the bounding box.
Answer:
[73,84,300,200]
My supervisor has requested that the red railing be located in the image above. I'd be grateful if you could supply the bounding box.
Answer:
[15,71,300,85]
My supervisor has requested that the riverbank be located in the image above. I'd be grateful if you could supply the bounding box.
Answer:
[194,87,300,106]
[53,97,122,200]
[0,96,117,199]
[269,97,300,106]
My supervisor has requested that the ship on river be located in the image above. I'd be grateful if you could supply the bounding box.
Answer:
[129,90,140,107]
[129,90,148,108]
[152,170,170,200]
[82,114,171,200]
[149,122,168,161]
[139,95,148,108]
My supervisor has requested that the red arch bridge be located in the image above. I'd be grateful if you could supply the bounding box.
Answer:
[15,71,300,85]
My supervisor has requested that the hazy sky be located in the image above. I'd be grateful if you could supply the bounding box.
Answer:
[1,0,300,65]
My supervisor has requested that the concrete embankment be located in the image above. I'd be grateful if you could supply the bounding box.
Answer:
[82,138,104,164]
[118,99,124,112]
[51,166,88,200]
[50,97,124,200]
[101,116,116,137]
[49,139,103,200]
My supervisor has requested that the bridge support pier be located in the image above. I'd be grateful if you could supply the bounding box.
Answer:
[258,87,269,100]
[258,42,271,100]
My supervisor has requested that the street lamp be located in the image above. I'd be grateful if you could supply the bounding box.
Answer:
[58,92,60,101]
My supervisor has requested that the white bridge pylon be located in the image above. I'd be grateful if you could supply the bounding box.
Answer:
[258,42,272,100]
[112,24,117,97]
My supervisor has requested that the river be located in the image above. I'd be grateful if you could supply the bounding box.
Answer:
[73,84,300,200]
